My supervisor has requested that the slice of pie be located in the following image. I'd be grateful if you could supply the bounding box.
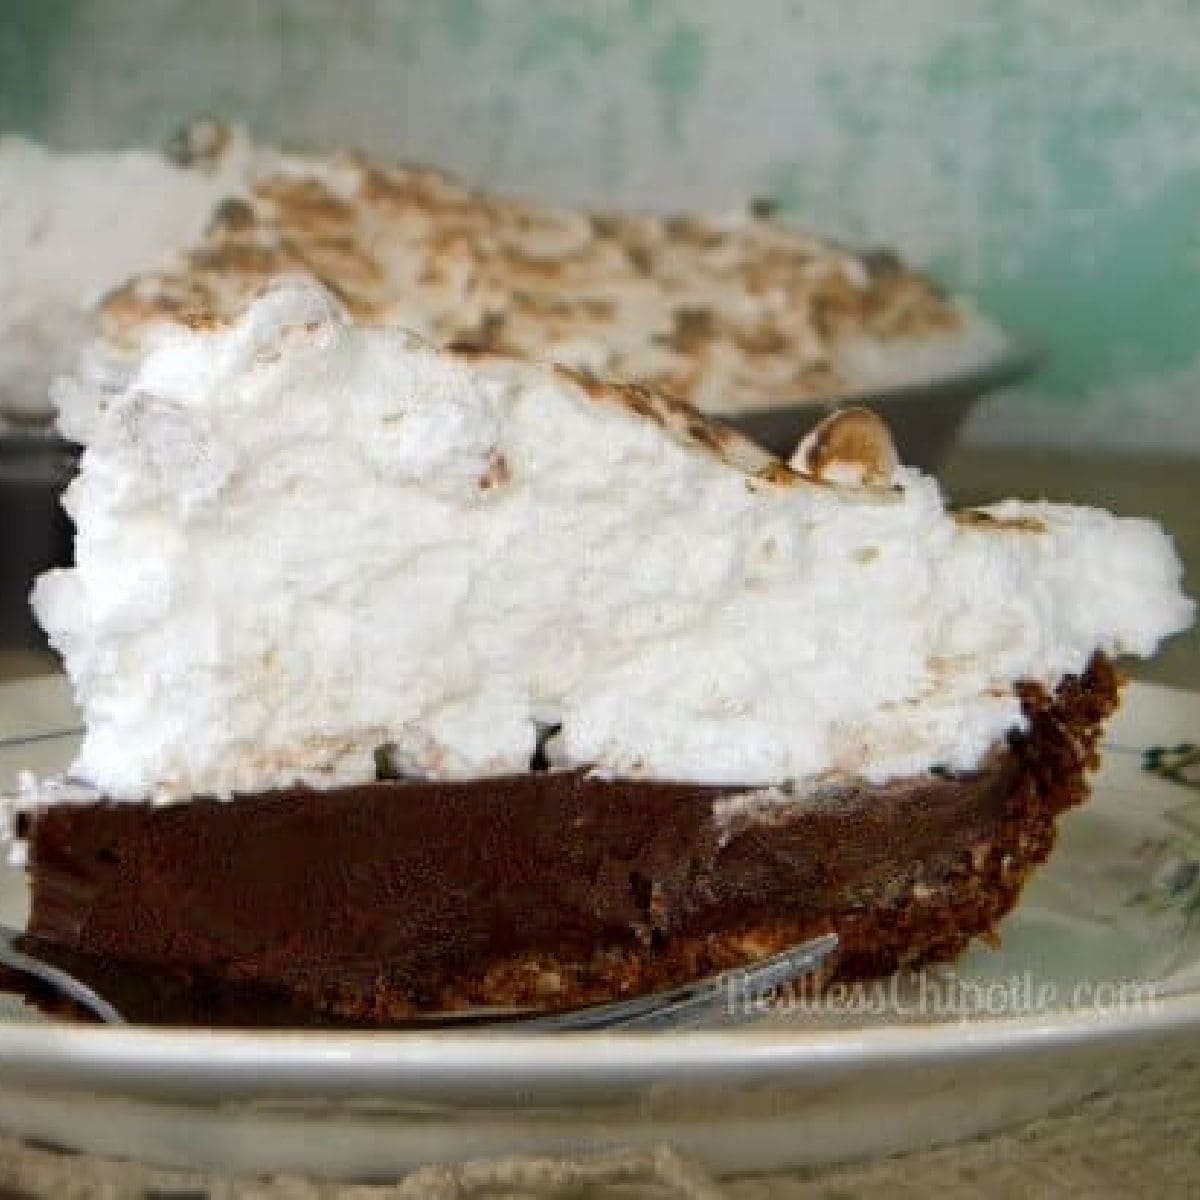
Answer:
[3,120,999,436]
[7,278,1192,1026]
[87,124,999,429]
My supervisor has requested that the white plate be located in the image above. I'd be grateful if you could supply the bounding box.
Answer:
[0,674,1197,1179]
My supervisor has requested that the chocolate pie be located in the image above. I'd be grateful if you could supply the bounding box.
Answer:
[7,279,1192,1026]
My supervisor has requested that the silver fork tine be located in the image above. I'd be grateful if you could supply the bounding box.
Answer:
[518,932,839,1031]
[0,924,126,1025]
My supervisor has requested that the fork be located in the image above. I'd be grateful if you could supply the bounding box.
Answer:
[0,924,126,1025]
[0,924,837,1031]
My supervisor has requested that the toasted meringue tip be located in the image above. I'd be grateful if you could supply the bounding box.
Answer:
[790,407,900,487]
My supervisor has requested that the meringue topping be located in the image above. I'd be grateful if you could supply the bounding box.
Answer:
[32,279,1193,802]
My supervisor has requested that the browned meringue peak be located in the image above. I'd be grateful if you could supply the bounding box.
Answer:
[790,407,901,487]
[549,363,804,488]
[953,508,1049,534]
[95,136,966,412]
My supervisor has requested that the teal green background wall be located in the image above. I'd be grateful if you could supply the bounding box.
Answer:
[3,0,1198,450]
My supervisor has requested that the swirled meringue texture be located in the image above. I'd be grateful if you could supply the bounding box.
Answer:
[33,280,1193,803]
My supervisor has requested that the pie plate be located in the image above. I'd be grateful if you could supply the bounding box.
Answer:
[0,674,1196,1178]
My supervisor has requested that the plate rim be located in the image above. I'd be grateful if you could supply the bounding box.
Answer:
[0,989,1196,1100]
